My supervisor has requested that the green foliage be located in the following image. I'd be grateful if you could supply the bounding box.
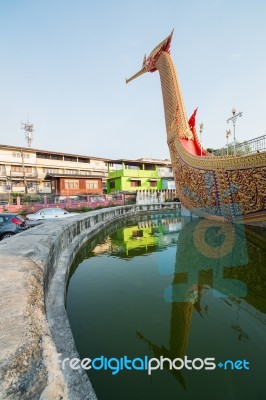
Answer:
[214,141,252,157]
[10,193,41,204]
[206,148,217,153]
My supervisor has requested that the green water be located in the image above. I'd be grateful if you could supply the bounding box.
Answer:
[66,213,266,400]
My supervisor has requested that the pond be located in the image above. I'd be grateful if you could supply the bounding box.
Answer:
[66,212,266,400]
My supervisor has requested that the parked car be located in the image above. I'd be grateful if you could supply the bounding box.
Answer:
[0,213,29,240]
[26,208,79,221]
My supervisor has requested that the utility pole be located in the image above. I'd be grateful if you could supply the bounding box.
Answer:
[226,129,231,156]
[21,118,35,193]
[226,108,242,156]
[199,123,204,156]
[20,148,28,194]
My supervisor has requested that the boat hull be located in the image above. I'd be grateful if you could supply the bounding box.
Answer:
[169,138,266,223]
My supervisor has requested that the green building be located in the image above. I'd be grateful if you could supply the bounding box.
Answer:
[106,159,175,194]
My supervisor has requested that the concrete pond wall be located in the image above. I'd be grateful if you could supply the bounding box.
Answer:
[0,203,181,400]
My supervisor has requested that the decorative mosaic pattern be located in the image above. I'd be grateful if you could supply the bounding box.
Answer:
[226,167,266,216]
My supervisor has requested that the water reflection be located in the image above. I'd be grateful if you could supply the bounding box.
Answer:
[66,214,266,400]
[136,219,255,390]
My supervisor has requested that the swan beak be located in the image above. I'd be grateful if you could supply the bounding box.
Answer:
[126,67,146,84]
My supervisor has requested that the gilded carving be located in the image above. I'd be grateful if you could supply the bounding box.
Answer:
[127,32,266,222]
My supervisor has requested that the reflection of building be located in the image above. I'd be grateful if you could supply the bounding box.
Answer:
[92,239,112,255]
[107,159,175,194]
[110,218,181,256]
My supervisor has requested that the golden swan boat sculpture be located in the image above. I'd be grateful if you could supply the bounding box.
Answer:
[126,31,266,223]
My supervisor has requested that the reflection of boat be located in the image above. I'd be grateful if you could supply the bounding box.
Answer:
[137,218,266,391]
[126,31,266,223]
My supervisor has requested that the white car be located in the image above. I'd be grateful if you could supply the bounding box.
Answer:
[26,208,79,221]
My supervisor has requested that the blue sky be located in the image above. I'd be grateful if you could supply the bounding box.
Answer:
[0,0,265,159]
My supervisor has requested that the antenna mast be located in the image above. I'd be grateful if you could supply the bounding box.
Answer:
[21,119,35,147]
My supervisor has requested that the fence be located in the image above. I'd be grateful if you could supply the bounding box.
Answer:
[214,134,266,157]
[0,194,124,214]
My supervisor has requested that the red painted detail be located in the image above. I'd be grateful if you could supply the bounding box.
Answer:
[180,138,208,156]
[147,32,173,73]
[179,108,208,156]
[188,108,198,131]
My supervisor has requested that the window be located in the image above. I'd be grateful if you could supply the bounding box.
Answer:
[40,209,54,216]
[12,152,21,158]
[65,180,79,189]
[149,181,157,187]
[144,164,156,171]
[126,165,140,170]
[11,166,23,172]
[55,209,65,215]
[109,180,115,189]
[86,180,98,189]
[12,181,24,187]
[50,154,63,160]
[37,152,51,159]
[130,180,141,187]
[0,180,5,186]
[78,157,90,163]
[44,182,51,187]
[64,156,77,162]
[11,166,32,173]
[27,181,38,189]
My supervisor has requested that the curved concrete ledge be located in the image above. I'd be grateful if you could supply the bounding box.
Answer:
[0,203,180,399]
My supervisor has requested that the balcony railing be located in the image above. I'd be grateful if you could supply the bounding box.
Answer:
[108,169,158,179]
[10,171,38,178]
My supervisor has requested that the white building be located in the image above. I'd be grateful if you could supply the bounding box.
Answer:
[0,144,112,197]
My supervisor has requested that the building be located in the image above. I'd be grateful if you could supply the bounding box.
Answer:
[0,144,111,198]
[106,158,175,193]
[0,144,175,200]
[44,173,103,196]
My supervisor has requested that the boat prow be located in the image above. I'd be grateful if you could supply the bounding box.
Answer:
[127,32,266,223]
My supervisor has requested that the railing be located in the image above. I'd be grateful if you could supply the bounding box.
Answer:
[0,193,125,213]
[10,172,38,178]
[213,134,266,157]
[108,169,158,179]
